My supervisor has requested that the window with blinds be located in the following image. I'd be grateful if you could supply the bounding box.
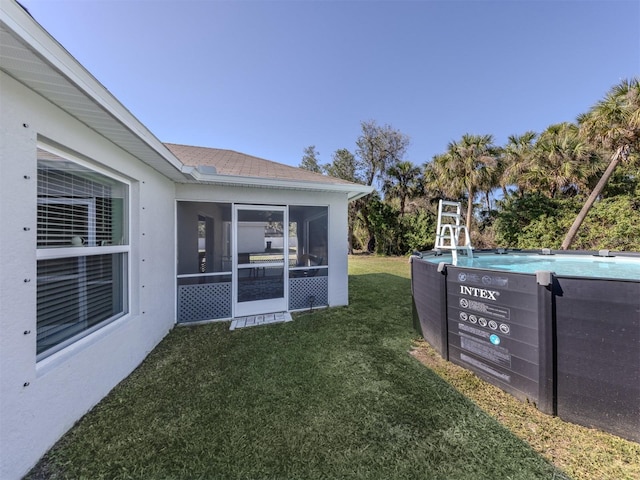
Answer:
[36,147,129,360]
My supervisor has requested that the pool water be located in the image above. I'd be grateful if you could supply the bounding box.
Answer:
[424,253,640,280]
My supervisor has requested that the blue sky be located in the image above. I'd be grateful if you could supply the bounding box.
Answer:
[21,0,640,168]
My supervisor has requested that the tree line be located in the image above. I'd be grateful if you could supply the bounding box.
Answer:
[300,78,640,255]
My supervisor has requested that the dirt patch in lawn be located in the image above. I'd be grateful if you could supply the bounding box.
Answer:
[410,340,640,480]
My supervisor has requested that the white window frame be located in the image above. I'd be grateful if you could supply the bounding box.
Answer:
[36,143,131,361]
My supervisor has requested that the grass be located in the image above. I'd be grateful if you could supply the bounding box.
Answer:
[411,343,640,480]
[26,256,636,479]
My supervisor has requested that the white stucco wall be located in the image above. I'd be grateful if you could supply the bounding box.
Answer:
[0,73,177,480]
[175,183,350,308]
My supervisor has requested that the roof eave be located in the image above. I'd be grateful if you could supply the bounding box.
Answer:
[180,167,373,201]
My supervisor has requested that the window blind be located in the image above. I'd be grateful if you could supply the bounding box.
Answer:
[36,147,129,358]
[37,163,118,248]
[36,254,125,355]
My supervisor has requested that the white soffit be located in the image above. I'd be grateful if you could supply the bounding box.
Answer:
[0,1,186,181]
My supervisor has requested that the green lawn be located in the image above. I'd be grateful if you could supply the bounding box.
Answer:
[28,255,567,479]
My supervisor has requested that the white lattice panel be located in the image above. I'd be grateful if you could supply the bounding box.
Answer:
[178,282,232,323]
[289,277,328,310]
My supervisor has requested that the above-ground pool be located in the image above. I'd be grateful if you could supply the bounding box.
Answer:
[411,249,640,443]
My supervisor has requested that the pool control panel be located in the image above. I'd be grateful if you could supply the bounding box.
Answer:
[445,266,549,409]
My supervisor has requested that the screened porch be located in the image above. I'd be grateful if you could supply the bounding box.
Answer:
[176,202,329,323]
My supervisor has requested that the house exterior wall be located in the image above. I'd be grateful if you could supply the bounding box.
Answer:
[175,183,350,308]
[0,72,177,480]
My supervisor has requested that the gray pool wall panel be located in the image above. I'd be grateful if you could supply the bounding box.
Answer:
[554,276,640,443]
[411,259,447,357]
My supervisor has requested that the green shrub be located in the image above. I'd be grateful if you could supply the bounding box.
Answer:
[401,209,436,253]
[494,193,569,248]
[572,195,640,251]
[494,193,640,251]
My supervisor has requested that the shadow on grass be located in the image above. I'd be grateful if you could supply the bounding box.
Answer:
[26,271,568,480]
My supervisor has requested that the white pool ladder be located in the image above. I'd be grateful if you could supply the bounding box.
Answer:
[434,200,473,263]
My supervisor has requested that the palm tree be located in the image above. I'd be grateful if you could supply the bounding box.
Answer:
[561,78,640,250]
[382,161,421,216]
[530,123,601,198]
[437,134,499,232]
[501,131,537,197]
[479,148,504,212]
[423,154,464,201]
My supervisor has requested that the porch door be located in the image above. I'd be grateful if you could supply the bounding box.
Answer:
[233,205,288,317]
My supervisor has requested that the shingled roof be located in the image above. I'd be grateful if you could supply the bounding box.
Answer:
[165,143,357,186]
